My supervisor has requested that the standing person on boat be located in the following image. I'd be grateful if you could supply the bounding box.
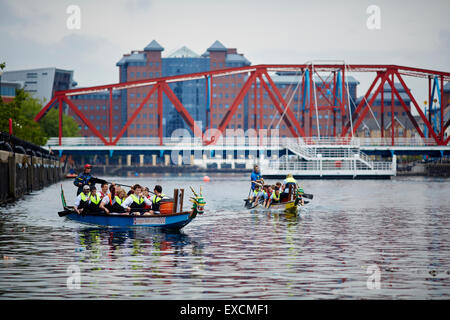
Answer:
[73,164,108,195]
[121,184,152,215]
[150,185,168,212]
[74,185,91,214]
[250,165,264,191]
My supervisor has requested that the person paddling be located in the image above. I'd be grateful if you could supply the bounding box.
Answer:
[121,184,152,215]
[74,185,91,215]
[149,185,167,212]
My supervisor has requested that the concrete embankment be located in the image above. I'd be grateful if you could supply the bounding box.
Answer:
[397,161,450,177]
[0,134,62,205]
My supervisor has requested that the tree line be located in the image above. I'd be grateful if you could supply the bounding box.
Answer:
[0,89,80,145]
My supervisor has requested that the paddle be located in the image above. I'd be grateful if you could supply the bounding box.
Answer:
[301,193,313,200]
[105,181,158,196]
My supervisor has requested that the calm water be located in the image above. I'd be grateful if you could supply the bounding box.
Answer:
[0,174,449,299]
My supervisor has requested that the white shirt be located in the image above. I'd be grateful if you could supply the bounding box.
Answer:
[121,194,152,209]
[101,195,114,205]
[74,192,90,207]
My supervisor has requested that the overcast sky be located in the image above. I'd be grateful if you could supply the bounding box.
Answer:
[1,0,449,104]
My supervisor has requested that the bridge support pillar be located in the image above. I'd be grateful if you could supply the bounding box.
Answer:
[177,154,182,166]
[105,155,109,166]
[118,156,122,166]
[126,154,131,166]
[152,154,157,166]
[164,154,170,166]
[139,154,144,167]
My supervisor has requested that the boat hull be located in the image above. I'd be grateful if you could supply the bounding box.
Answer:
[251,201,299,212]
[64,212,194,230]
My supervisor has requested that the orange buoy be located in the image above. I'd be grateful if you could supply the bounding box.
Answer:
[203,175,210,182]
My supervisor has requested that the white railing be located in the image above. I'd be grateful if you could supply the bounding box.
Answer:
[46,136,446,148]
[266,159,392,172]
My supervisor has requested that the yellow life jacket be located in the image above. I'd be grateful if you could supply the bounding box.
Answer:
[272,192,280,201]
[130,194,144,205]
[285,177,297,184]
[152,193,166,204]
[80,192,91,202]
[114,195,123,205]
[90,193,101,205]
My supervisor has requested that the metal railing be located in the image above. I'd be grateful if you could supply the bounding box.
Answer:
[46,136,447,148]
[265,159,393,172]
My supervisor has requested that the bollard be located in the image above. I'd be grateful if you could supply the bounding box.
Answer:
[8,154,16,200]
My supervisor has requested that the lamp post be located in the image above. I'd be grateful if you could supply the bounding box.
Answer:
[0,62,5,101]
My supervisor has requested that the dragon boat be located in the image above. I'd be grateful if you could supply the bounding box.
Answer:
[244,185,313,213]
[58,186,206,230]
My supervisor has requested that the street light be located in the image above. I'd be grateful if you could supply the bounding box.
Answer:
[0,62,5,101]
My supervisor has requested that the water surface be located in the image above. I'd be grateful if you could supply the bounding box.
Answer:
[0,174,449,299]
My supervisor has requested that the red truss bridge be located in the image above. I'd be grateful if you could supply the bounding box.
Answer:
[34,63,450,147]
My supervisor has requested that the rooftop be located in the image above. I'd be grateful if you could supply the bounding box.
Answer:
[144,40,164,52]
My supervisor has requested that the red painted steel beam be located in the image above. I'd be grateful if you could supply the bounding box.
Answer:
[215,71,257,140]
[386,75,426,139]
[394,71,442,145]
[34,96,58,122]
[53,64,450,98]
[109,88,113,144]
[112,84,158,145]
[62,96,110,145]
[391,73,395,145]
[258,73,305,137]
[341,72,382,137]
[157,83,163,146]
[161,82,203,139]
[349,71,390,136]
[58,97,63,146]
[440,76,444,141]
[262,70,306,137]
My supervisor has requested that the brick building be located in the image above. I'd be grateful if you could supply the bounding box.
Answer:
[68,40,361,139]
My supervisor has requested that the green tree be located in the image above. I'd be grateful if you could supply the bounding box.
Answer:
[1,89,80,145]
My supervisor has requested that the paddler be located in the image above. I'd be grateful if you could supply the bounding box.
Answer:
[121,184,152,215]
[85,186,102,214]
[99,185,126,214]
[149,185,168,212]
[266,186,281,208]
[74,184,91,214]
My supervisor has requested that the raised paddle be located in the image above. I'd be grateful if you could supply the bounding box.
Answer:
[301,193,313,199]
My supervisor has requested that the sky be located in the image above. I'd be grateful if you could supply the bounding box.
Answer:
[1,0,449,106]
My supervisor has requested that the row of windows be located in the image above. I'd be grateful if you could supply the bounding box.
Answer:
[72,95,120,100]
[129,71,159,78]
[77,105,119,111]
[80,125,119,131]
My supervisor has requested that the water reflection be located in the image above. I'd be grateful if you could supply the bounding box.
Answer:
[0,176,450,299]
